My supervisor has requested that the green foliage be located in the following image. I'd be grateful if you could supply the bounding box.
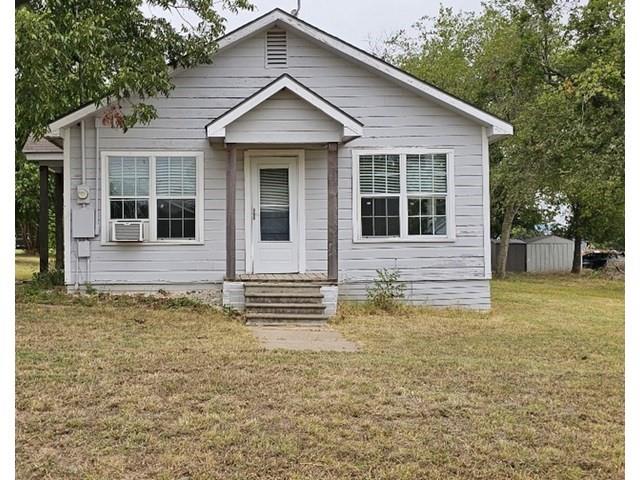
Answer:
[30,269,65,289]
[383,0,624,253]
[15,0,254,253]
[366,268,405,311]
[15,0,255,149]
[222,304,241,319]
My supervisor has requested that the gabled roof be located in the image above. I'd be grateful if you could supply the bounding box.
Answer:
[22,136,62,154]
[47,8,513,142]
[205,74,363,142]
[215,9,513,141]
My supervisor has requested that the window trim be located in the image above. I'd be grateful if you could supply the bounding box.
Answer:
[100,151,205,245]
[352,149,456,243]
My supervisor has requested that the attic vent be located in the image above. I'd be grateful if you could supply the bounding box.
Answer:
[266,29,287,67]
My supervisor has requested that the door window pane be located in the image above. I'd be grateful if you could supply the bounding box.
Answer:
[259,168,290,241]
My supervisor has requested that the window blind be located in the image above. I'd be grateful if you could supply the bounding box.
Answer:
[359,154,400,194]
[260,168,289,206]
[406,154,447,193]
[156,157,197,197]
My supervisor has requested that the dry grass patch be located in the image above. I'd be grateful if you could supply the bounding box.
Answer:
[16,275,624,479]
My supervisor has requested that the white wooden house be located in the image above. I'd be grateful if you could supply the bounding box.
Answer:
[38,9,513,318]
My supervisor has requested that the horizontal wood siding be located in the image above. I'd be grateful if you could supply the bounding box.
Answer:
[226,90,342,143]
[65,28,490,308]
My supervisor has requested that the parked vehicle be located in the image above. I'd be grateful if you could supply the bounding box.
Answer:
[582,251,623,269]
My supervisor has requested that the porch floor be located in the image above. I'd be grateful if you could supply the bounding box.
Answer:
[238,272,332,283]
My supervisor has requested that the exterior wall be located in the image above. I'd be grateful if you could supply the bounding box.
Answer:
[65,27,491,309]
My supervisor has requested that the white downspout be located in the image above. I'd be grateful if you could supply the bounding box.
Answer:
[95,118,100,235]
[80,120,86,185]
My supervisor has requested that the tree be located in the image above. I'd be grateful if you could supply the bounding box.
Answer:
[15,0,253,252]
[383,1,564,278]
[16,0,254,150]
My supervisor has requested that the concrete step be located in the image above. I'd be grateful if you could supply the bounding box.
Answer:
[245,312,329,326]
[245,292,323,304]
[245,283,324,291]
[246,302,326,315]
[246,319,329,327]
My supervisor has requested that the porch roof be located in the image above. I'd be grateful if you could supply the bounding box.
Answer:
[205,74,364,144]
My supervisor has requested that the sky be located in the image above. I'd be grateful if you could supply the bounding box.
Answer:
[223,0,484,49]
[151,0,485,51]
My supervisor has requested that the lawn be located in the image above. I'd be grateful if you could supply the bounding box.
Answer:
[15,275,624,479]
[15,250,40,282]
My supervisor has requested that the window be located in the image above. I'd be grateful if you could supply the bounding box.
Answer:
[156,157,197,239]
[406,154,448,236]
[103,152,203,243]
[259,168,290,241]
[108,156,149,220]
[358,154,400,237]
[354,151,454,241]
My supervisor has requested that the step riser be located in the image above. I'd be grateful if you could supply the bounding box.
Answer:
[245,295,323,304]
[244,284,320,295]
[244,283,327,325]
[246,306,325,315]
[246,320,328,327]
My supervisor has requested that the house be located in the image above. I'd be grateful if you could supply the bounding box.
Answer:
[34,9,513,318]
[491,235,575,273]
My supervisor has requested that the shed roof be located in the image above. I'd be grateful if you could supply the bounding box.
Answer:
[491,238,526,244]
[526,235,573,244]
[22,137,62,154]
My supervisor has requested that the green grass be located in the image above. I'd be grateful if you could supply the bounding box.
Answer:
[15,275,624,479]
[15,250,40,282]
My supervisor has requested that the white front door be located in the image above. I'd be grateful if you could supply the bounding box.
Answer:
[249,153,302,273]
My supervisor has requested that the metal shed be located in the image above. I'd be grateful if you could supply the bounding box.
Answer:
[525,235,574,273]
[491,239,527,273]
[491,235,574,273]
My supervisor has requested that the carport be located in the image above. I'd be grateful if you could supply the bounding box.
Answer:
[22,137,64,273]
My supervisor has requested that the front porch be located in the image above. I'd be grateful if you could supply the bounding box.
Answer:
[237,272,333,283]
[209,75,364,285]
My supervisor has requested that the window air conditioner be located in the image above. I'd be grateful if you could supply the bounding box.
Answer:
[111,221,144,242]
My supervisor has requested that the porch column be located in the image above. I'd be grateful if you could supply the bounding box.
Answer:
[54,171,64,270]
[226,144,237,280]
[39,165,49,273]
[327,142,339,281]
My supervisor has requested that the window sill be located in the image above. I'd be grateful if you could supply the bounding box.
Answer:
[353,236,456,244]
[100,240,205,246]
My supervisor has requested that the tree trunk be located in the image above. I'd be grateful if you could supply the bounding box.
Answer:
[495,204,518,279]
[570,202,582,274]
[572,235,582,274]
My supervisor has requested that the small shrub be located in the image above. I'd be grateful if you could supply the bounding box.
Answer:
[84,283,97,295]
[30,269,64,289]
[366,268,405,311]
[222,304,241,319]
[164,296,204,309]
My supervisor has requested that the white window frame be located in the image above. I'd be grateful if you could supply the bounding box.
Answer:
[352,148,456,243]
[100,151,205,245]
